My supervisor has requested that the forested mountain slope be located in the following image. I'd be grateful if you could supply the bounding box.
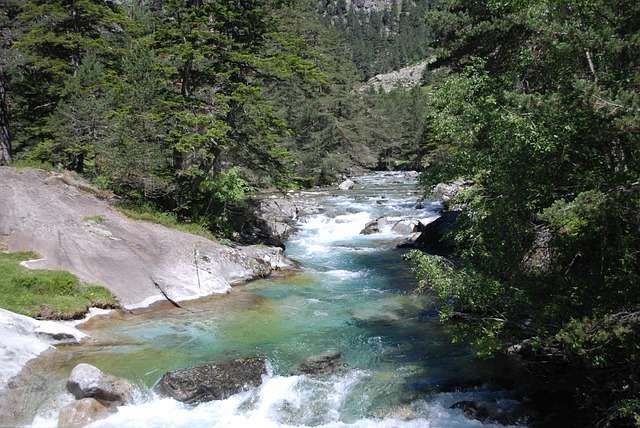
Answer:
[0,0,426,237]
[319,0,432,77]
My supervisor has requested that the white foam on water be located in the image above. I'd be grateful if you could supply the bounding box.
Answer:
[0,309,87,392]
[40,371,521,428]
[325,270,366,280]
[291,212,373,256]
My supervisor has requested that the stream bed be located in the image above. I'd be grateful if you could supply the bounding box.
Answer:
[5,172,524,427]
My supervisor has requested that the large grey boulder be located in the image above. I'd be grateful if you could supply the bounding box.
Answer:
[66,364,134,404]
[229,195,321,248]
[338,179,355,191]
[391,219,420,235]
[397,211,460,254]
[157,358,267,404]
[360,217,393,235]
[431,178,469,202]
[297,352,343,375]
[57,398,112,428]
[361,219,381,235]
[0,167,296,309]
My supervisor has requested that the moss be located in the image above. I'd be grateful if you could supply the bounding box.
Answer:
[82,215,106,223]
[0,251,118,319]
[116,203,216,241]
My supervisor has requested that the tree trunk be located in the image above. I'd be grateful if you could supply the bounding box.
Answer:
[181,56,193,98]
[0,75,10,165]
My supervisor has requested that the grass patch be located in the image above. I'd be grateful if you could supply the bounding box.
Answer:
[10,159,59,172]
[116,203,216,241]
[0,251,118,319]
[82,215,106,224]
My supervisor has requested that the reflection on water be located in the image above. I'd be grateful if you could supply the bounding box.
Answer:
[3,172,523,428]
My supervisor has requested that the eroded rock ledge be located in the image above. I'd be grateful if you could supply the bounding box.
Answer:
[0,167,296,309]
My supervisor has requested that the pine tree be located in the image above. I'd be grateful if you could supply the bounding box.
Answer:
[13,0,125,151]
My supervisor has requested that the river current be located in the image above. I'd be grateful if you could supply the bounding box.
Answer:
[21,172,520,428]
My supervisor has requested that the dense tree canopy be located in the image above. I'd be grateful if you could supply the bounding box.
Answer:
[410,0,640,425]
[2,0,425,232]
[320,0,432,78]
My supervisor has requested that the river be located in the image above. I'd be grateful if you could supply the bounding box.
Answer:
[11,172,522,427]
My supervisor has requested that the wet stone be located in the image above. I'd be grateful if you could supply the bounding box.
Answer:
[297,352,343,375]
[157,358,267,404]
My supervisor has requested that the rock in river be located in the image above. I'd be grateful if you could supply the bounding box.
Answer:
[66,363,134,404]
[391,219,420,235]
[360,217,393,235]
[297,352,343,375]
[338,179,355,191]
[57,398,113,428]
[360,219,380,235]
[157,358,267,404]
[451,400,525,425]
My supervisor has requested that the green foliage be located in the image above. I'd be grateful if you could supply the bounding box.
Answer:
[615,400,640,427]
[406,250,507,357]
[412,0,640,423]
[321,0,432,78]
[540,191,606,240]
[0,251,117,319]
[10,158,58,172]
[116,203,215,241]
[5,0,428,239]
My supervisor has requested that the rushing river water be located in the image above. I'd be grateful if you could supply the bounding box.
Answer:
[12,172,523,428]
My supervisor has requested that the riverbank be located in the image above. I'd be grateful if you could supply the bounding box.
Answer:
[0,306,114,395]
[0,167,296,309]
[1,171,530,427]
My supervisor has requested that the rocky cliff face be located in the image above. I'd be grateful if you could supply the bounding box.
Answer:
[344,0,397,12]
[358,59,429,93]
[320,0,399,14]
[318,0,431,78]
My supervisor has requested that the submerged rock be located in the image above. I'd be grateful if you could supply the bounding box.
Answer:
[66,364,134,404]
[381,404,417,421]
[157,358,267,404]
[297,352,343,375]
[57,398,112,428]
[451,400,525,425]
[338,179,355,191]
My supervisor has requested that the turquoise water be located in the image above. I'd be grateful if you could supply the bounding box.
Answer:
[26,172,521,428]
